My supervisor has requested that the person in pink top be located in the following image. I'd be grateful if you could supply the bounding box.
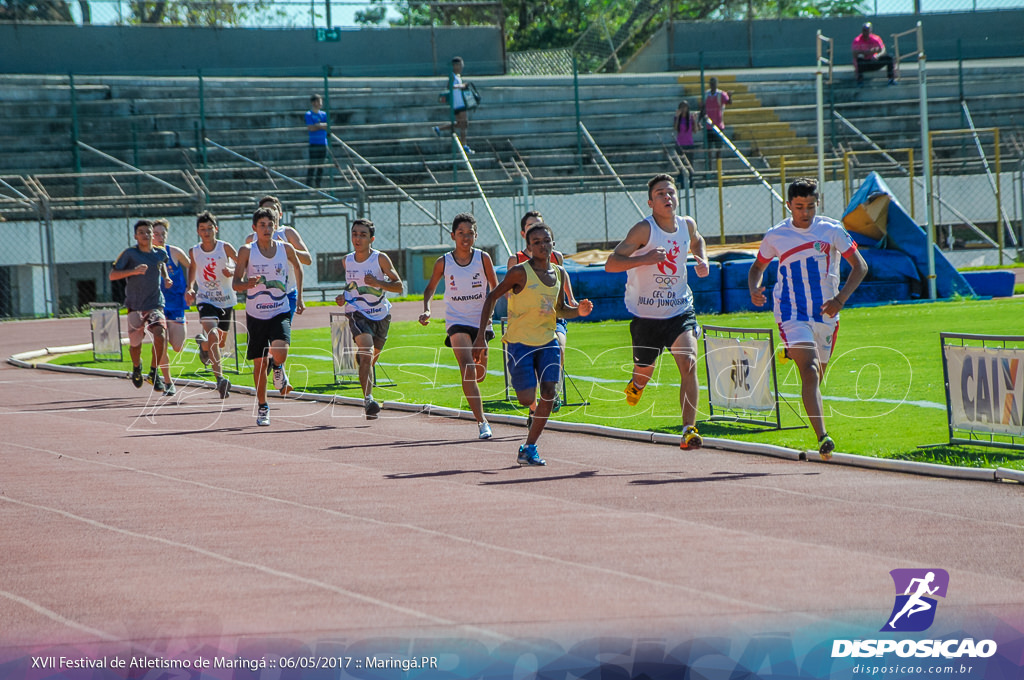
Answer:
[700,77,730,161]
[852,22,896,86]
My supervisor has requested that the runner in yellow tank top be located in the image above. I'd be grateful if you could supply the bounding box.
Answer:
[475,223,593,467]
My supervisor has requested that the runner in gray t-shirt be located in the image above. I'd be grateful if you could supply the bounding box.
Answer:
[110,219,175,394]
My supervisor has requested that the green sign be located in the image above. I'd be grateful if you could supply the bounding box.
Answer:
[316,28,341,42]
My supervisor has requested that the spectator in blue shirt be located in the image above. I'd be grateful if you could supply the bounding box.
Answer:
[304,94,328,188]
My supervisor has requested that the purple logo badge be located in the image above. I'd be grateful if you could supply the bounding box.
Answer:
[881,569,949,632]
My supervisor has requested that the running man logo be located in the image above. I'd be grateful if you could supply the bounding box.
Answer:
[657,242,681,276]
[881,569,949,632]
[202,260,217,282]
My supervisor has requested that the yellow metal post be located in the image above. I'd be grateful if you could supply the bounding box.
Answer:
[718,158,725,245]
[842,151,851,208]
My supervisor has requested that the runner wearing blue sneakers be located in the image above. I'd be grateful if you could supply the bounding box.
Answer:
[475,223,593,466]
[507,210,578,415]
[149,218,190,396]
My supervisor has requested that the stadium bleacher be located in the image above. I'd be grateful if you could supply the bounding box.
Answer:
[1,60,1020,217]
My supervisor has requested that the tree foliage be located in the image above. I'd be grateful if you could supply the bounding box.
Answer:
[0,0,74,22]
[354,0,868,53]
[126,0,279,25]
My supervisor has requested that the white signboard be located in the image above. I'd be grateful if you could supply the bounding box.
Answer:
[944,344,1024,436]
[90,306,121,356]
[705,335,775,412]
[330,313,357,378]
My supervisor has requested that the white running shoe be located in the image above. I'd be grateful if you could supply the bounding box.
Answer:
[478,422,493,440]
[273,363,292,396]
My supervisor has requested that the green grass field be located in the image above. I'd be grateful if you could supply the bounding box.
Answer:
[51,298,1024,470]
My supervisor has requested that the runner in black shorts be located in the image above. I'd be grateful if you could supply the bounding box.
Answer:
[420,213,500,439]
[605,174,710,451]
[630,310,700,368]
[187,211,238,399]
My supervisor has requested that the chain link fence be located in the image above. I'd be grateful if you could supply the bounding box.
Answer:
[3,158,1020,319]
[507,50,574,77]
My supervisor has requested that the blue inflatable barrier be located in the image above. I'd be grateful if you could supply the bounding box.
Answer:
[961,270,1016,298]
[493,260,722,322]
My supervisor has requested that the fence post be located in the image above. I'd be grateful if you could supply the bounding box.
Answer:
[995,128,1003,266]
[717,157,725,244]
[323,65,333,188]
[699,53,707,173]
[449,66,458,182]
[69,72,82,199]
[574,52,583,184]
[198,69,207,166]
[42,197,58,318]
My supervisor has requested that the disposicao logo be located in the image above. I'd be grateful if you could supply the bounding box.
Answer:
[882,568,949,632]
[831,568,998,660]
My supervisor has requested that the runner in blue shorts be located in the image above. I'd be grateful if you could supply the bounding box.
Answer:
[477,223,592,466]
[507,210,578,412]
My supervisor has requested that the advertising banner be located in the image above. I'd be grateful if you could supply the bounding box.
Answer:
[943,344,1024,437]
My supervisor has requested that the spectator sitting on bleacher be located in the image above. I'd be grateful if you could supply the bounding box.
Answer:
[852,22,896,86]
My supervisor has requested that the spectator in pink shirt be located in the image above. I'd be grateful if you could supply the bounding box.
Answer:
[700,77,731,161]
[852,22,896,86]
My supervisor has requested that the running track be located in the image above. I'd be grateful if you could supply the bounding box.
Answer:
[2,306,1023,670]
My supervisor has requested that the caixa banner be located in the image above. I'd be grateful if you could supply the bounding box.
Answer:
[941,334,1024,442]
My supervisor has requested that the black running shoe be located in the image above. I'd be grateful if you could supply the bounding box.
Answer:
[131,365,143,388]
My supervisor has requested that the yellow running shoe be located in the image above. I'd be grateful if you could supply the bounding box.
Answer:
[624,380,644,406]
[680,425,703,450]
[818,434,835,461]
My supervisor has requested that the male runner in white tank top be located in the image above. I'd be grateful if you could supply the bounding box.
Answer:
[233,207,305,427]
[186,211,238,399]
[246,195,312,322]
[420,213,499,439]
[333,219,404,420]
[605,173,710,451]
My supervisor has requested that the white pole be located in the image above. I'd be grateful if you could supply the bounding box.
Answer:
[454,140,513,259]
[918,22,936,300]
[815,31,826,207]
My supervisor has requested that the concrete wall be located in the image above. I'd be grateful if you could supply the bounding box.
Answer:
[661,10,1024,70]
[0,24,505,77]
